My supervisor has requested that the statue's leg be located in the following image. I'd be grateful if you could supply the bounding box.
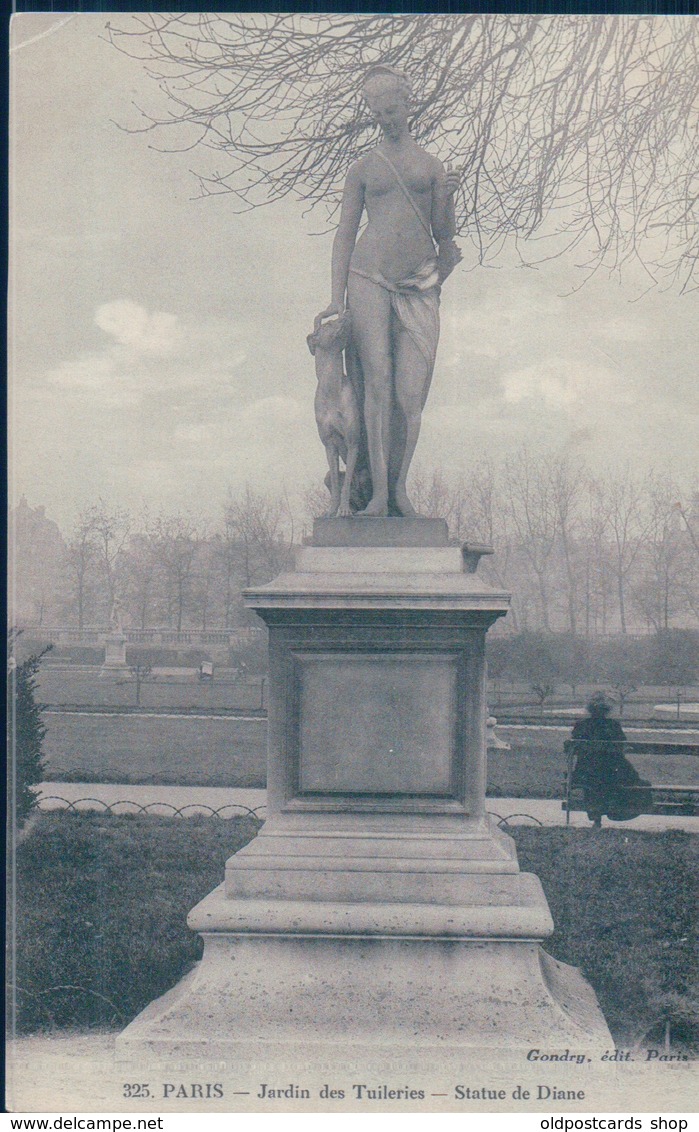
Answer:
[325,442,341,517]
[338,439,358,517]
[347,274,392,516]
[391,324,432,517]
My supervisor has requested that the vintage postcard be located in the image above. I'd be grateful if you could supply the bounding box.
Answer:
[7,11,699,1116]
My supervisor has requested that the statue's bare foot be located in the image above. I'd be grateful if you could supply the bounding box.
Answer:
[358,496,389,516]
[337,499,352,517]
[392,488,417,517]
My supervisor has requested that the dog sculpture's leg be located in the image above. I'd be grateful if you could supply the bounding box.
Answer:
[325,443,342,517]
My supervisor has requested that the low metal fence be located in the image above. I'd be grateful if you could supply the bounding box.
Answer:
[37,795,543,828]
[38,795,266,819]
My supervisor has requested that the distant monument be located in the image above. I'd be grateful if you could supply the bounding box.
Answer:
[99,596,127,678]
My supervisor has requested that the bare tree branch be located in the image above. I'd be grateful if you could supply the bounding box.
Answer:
[106,14,699,288]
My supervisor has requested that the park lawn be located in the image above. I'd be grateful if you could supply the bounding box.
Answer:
[487,747,698,799]
[42,712,268,787]
[41,711,699,796]
[13,812,261,1032]
[12,812,699,1050]
[37,667,267,712]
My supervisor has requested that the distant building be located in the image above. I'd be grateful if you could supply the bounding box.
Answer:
[9,497,68,625]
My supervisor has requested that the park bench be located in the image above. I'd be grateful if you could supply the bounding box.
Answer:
[562,739,699,824]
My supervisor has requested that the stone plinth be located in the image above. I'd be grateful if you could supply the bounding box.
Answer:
[118,517,611,1065]
[99,631,128,677]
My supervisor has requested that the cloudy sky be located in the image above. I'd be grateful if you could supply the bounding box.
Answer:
[10,13,699,531]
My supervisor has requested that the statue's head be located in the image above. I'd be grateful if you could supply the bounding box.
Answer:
[362,65,411,139]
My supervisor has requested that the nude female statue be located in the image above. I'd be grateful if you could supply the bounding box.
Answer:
[316,65,461,517]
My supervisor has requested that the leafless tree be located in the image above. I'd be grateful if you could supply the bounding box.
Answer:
[459,460,519,630]
[579,477,615,636]
[503,450,559,631]
[605,468,652,634]
[211,522,240,630]
[224,486,295,589]
[550,456,583,636]
[108,14,699,289]
[121,525,158,630]
[408,466,470,538]
[83,499,131,619]
[65,510,100,630]
[633,474,692,631]
[147,511,201,631]
[191,539,218,632]
[122,662,156,707]
[676,491,699,558]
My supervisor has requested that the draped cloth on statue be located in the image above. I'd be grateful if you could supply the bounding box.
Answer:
[345,259,440,513]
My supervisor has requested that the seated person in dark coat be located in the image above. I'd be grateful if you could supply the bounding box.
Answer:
[571,693,648,827]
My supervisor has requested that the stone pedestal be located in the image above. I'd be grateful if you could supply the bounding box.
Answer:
[118,517,610,1066]
[99,631,128,677]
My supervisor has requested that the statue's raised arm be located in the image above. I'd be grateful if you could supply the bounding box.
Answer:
[313,64,461,518]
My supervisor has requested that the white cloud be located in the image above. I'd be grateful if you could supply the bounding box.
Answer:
[48,351,116,391]
[46,351,141,406]
[441,277,570,365]
[95,299,182,357]
[502,356,635,412]
[44,300,249,408]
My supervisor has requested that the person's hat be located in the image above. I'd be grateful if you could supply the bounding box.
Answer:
[587,692,613,715]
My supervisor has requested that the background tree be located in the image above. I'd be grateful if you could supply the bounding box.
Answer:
[64,509,100,630]
[606,470,651,635]
[593,636,647,718]
[147,511,201,631]
[109,14,699,290]
[121,526,158,630]
[224,486,294,591]
[84,500,131,622]
[579,477,615,636]
[124,662,156,708]
[633,475,684,632]
[645,630,699,703]
[12,457,699,638]
[503,450,559,632]
[550,456,583,637]
[190,539,218,632]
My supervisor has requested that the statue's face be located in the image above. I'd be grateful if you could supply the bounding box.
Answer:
[365,86,409,141]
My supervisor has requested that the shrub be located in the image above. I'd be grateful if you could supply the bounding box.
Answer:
[8,638,52,825]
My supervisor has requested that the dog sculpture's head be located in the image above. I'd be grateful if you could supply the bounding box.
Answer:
[307,310,351,357]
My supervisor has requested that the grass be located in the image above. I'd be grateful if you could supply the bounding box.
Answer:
[12,812,699,1050]
[40,709,697,796]
[42,713,268,787]
[488,746,698,799]
[37,667,267,712]
[513,826,699,1049]
[12,812,261,1032]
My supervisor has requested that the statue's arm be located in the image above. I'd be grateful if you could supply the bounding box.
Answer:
[431,159,462,283]
[330,163,365,311]
[430,160,457,245]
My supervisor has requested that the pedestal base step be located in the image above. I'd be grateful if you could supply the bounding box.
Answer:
[118,898,612,1061]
